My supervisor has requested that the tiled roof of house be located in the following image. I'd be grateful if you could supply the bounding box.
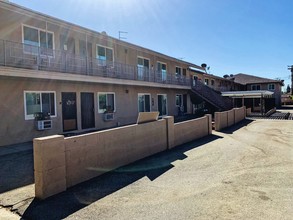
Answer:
[228,73,284,85]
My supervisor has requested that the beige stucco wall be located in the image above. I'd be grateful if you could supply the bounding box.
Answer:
[173,115,211,147]
[215,107,246,131]
[34,115,212,199]
[0,4,199,79]
[0,76,192,146]
[65,119,168,187]
[234,107,246,124]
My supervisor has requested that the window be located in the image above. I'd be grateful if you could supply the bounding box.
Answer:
[158,94,167,116]
[251,84,261,90]
[211,80,215,86]
[183,68,187,76]
[23,25,54,56]
[24,91,56,120]
[137,57,150,80]
[175,94,183,106]
[138,94,151,112]
[98,92,115,113]
[204,79,209,85]
[96,45,113,65]
[157,62,167,81]
[268,84,275,90]
[175,67,182,78]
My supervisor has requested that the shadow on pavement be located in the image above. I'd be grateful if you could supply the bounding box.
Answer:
[23,134,222,220]
[0,150,34,194]
[218,119,254,134]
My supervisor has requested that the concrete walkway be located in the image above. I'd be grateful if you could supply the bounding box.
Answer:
[0,119,293,219]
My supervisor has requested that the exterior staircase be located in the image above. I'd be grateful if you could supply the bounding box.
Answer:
[190,80,233,111]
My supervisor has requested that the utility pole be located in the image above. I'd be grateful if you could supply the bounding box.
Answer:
[287,65,293,95]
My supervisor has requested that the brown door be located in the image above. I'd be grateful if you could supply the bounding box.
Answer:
[62,92,77,132]
[81,92,95,129]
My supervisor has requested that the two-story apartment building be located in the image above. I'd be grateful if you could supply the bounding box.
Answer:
[223,73,284,112]
[0,1,212,146]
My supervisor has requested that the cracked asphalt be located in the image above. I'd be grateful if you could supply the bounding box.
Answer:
[0,118,293,220]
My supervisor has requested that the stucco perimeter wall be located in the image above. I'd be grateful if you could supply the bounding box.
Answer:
[173,115,212,148]
[215,107,246,131]
[65,119,168,188]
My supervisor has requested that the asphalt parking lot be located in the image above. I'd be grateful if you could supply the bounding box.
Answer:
[0,118,293,220]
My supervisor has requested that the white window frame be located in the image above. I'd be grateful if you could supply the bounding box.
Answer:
[157,94,168,116]
[24,91,57,120]
[268,84,275,90]
[98,92,116,113]
[96,44,114,65]
[22,24,55,56]
[138,93,151,112]
[175,94,183,107]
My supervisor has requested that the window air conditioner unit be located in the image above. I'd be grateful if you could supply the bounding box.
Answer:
[35,120,52,130]
[103,113,114,121]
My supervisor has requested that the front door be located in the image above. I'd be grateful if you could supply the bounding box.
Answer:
[62,92,77,132]
[81,92,95,129]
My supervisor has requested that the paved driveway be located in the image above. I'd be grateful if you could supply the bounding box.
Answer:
[0,119,293,220]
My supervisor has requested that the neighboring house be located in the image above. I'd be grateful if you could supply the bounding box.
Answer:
[0,1,211,146]
[224,73,284,111]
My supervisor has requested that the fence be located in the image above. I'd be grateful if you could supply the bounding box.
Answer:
[34,115,212,199]
[214,106,246,131]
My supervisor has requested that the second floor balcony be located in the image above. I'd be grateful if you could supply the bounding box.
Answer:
[0,39,191,87]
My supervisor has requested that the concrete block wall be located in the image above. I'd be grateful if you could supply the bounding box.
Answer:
[33,135,66,199]
[173,115,211,147]
[34,115,212,199]
[234,107,246,124]
[246,108,252,116]
[65,120,168,188]
[215,107,246,131]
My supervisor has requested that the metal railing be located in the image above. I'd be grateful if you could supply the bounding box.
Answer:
[0,39,191,86]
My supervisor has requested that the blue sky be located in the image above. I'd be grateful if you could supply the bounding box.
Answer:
[10,0,293,89]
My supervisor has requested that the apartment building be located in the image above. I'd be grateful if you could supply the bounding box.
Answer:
[0,1,216,146]
[0,1,282,147]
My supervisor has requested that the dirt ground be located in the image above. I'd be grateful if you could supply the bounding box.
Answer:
[0,119,293,220]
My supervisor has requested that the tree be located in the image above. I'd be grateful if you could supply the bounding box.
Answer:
[286,84,291,94]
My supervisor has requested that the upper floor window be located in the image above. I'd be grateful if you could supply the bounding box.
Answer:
[157,62,167,81]
[138,94,151,112]
[23,25,54,56]
[98,92,115,113]
[183,68,187,76]
[175,67,182,77]
[204,79,209,85]
[24,91,56,120]
[137,57,150,80]
[251,84,261,90]
[96,45,113,65]
[268,84,275,90]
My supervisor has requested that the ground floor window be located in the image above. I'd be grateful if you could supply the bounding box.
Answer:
[158,94,167,116]
[98,92,115,113]
[24,91,56,120]
[138,93,151,112]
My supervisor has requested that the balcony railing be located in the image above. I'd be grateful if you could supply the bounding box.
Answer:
[0,39,191,86]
